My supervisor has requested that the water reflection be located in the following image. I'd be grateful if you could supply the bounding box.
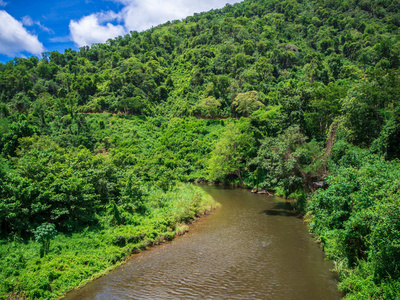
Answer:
[260,201,301,217]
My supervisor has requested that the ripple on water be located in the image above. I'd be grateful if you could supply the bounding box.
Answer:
[63,186,341,300]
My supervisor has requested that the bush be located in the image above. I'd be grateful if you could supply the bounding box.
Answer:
[308,154,400,298]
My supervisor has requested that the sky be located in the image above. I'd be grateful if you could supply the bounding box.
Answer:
[0,0,243,63]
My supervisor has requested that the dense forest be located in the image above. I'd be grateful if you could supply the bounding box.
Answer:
[1,0,400,298]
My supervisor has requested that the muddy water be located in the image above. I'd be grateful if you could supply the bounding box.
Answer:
[64,186,341,300]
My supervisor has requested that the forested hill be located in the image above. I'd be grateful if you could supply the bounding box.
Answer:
[1,0,400,140]
[1,0,400,299]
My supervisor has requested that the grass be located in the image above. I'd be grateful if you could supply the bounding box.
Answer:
[0,184,219,300]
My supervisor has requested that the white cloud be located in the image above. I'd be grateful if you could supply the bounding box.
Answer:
[120,0,243,32]
[69,0,242,47]
[36,22,53,33]
[0,0,7,7]
[49,36,71,43]
[0,10,45,57]
[22,15,34,26]
[22,15,54,33]
[69,11,126,47]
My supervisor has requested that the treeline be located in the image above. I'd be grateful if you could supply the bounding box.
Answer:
[1,0,400,298]
[0,115,225,236]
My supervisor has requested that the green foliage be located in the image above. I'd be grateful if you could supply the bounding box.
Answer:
[207,120,254,185]
[250,105,281,136]
[342,69,400,149]
[0,184,218,299]
[0,117,39,157]
[232,91,264,117]
[0,136,111,235]
[197,96,221,117]
[1,0,400,298]
[34,223,57,258]
[0,116,227,237]
[0,0,397,123]
[308,155,400,298]
[119,173,146,215]
[250,126,324,198]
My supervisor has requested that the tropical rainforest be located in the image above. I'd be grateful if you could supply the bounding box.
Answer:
[1,0,400,298]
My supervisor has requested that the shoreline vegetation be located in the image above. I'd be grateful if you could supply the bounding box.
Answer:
[1,183,219,300]
[2,111,400,299]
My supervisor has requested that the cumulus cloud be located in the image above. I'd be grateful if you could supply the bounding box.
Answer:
[69,11,126,47]
[69,0,242,47]
[0,10,45,57]
[120,0,243,32]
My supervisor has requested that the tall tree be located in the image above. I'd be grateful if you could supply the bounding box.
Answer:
[207,122,252,185]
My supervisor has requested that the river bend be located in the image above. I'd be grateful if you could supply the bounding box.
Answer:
[63,186,341,300]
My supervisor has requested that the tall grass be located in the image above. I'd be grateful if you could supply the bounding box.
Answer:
[0,184,218,300]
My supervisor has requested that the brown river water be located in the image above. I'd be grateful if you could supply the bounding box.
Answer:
[63,185,342,300]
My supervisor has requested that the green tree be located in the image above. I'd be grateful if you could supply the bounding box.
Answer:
[0,117,39,157]
[232,91,264,117]
[250,126,322,197]
[34,223,57,257]
[207,122,252,185]
[197,96,221,117]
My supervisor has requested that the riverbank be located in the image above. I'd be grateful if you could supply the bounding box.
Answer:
[0,184,219,300]
[61,186,341,300]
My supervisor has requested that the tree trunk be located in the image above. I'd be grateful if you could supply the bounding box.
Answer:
[236,170,246,187]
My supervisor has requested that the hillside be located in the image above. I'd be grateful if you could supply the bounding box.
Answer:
[0,0,399,126]
[1,0,400,299]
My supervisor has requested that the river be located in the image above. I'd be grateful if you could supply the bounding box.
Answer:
[63,185,341,300]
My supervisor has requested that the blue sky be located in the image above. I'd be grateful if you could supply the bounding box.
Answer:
[0,0,243,63]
